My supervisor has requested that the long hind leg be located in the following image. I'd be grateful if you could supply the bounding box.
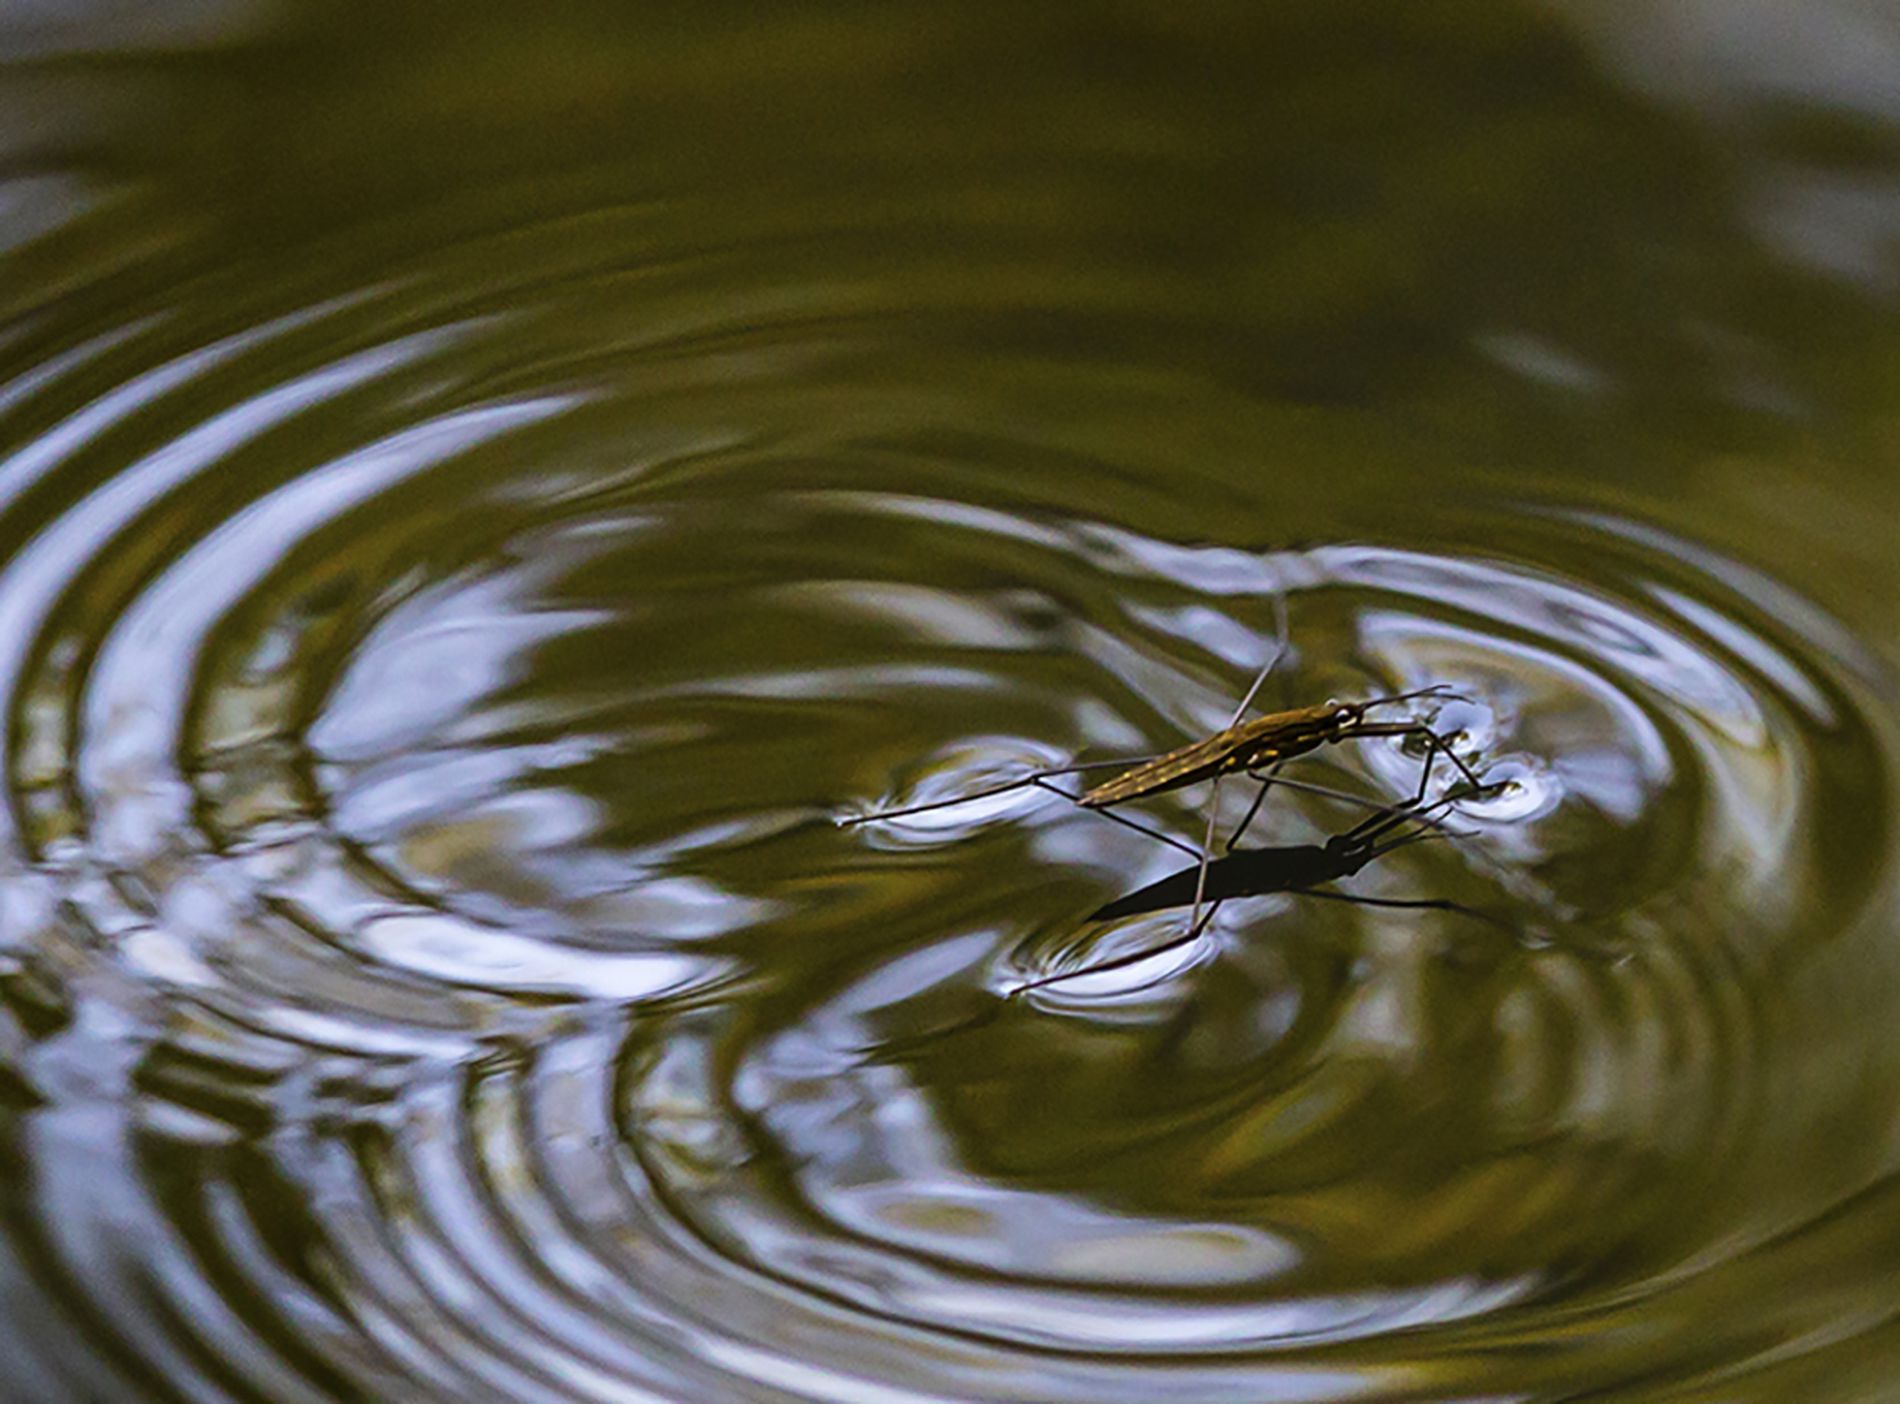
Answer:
[1294,887,1513,934]
[1022,870,1509,996]
[1186,775,1224,940]
[1225,588,1292,726]
[1173,765,1289,958]
[1030,777,1200,860]
[840,753,1163,826]
[1187,601,1294,935]
[1019,768,1269,997]
[1188,591,1291,947]
[1015,588,1294,993]
[1012,920,1215,996]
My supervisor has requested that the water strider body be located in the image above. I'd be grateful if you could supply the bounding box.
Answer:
[1077,687,1482,809]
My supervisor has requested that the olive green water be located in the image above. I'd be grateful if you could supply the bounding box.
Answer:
[5,4,1900,1401]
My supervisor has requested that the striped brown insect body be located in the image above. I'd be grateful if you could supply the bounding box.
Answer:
[1078,690,1468,809]
[1076,701,1342,807]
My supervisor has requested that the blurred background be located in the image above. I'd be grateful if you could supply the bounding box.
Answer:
[2,3,1900,1400]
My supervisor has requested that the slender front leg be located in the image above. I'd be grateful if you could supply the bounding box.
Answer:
[1226,589,1291,726]
[1339,721,1485,807]
[1408,730,1444,805]
[1401,725,1484,797]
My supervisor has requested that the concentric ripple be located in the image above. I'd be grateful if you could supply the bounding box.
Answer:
[1,149,1899,1404]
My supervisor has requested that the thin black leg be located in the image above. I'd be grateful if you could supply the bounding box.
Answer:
[1226,589,1292,726]
[1031,777,1200,860]
[1013,922,1211,995]
[1227,761,1285,852]
[1187,774,1224,938]
[1294,886,1514,933]
[841,752,1163,825]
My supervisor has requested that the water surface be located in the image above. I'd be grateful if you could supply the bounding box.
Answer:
[4,4,1900,1400]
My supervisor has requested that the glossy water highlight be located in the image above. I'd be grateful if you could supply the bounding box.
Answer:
[0,265,1893,1398]
[5,4,1900,1401]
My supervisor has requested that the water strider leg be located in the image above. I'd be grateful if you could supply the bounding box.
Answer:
[1331,780,1492,853]
[1333,715,1488,809]
[1231,772,1473,841]
[1012,919,1212,997]
[1404,724,1485,800]
[1020,886,1508,997]
[1225,589,1291,727]
[1404,729,1467,806]
[840,753,1162,826]
[1029,777,1201,860]
[1293,886,1514,933]
[1185,586,1295,941]
[1227,762,1285,852]
[1186,772,1280,943]
[1186,774,1224,940]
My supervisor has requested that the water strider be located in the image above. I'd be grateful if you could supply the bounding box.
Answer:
[842,595,1480,828]
[843,593,1490,938]
[9,6,1897,1396]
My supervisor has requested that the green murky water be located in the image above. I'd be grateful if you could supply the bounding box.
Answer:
[5,4,1900,1400]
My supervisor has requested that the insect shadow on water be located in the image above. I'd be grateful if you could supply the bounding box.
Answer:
[854,781,1512,1059]
[840,592,1488,943]
[1016,780,1514,996]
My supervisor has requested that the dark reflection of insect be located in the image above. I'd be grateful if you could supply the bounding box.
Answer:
[856,782,1509,1057]
[1016,781,1511,996]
